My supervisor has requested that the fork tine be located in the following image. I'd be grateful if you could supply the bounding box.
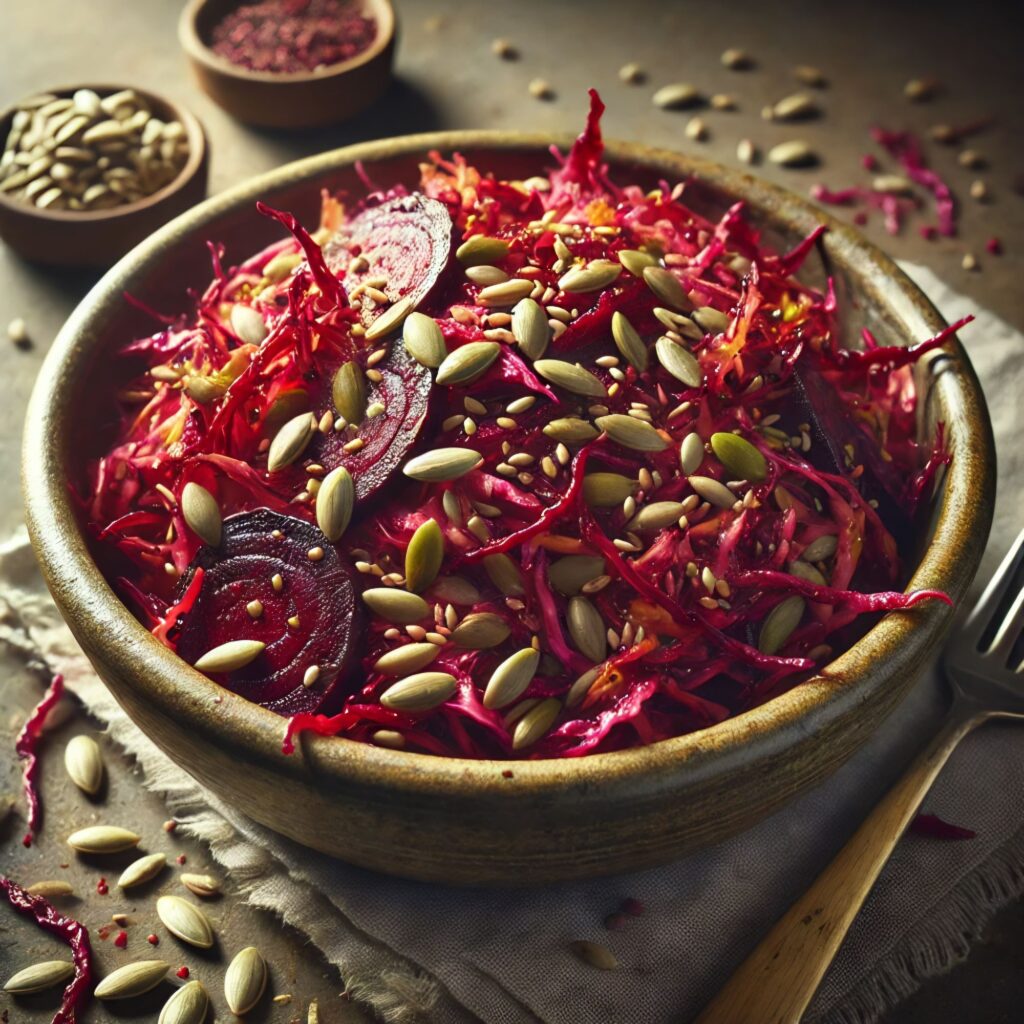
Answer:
[987,586,1024,666]
[961,527,1024,648]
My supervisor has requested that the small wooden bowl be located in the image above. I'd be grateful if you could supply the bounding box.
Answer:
[179,0,396,129]
[23,134,995,885]
[0,85,208,269]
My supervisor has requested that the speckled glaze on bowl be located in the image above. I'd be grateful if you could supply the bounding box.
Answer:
[22,133,994,885]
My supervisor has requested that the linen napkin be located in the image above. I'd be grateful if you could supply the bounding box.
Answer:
[1,262,1021,1024]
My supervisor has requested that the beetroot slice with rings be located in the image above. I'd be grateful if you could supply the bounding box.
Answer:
[323,192,454,322]
[175,510,362,714]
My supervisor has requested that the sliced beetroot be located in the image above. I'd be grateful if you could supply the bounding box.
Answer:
[175,510,362,714]
[323,193,453,324]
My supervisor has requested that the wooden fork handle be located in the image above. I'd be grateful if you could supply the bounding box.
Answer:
[695,707,981,1024]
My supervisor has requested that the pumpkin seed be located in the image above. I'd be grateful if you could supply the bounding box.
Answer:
[67,825,140,854]
[229,304,268,346]
[511,298,550,360]
[315,466,355,542]
[159,980,209,1024]
[405,519,444,593]
[652,82,702,109]
[156,895,214,949]
[332,360,367,425]
[583,472,635,508]
[543,417,601,444]
[380,672,457,711]
[477,279,534,306]
[451,612,511,648]
[456,235,510,266]
[267,412,316,473]
[430,575,481,605]
[441,490,463,525]
[596,414,667,452]
[224,946,267,1015]
[789,560,827,586]
[4,960,75,994]
[403,448,483,482]
[180,873,221,898]
[94,960,170,999]
[373,643,441,675]
[710,432,768,482]
[118,852,167,890]
[688,475,737,510]
[568,596,607,663]
[483,648,541,709]
[534,359,607,397]
[643,266,692,311]
[770,92,818,120]
[193,639,266,674]
[64,734,104,796]
[617,249,658,277]
[361,588,429,625]
[570,940,619,970]
[655,337,703,387]
[263,252,302,283]
[758,596,806,654]
[768,140,817,167]
[435,341,500,386]
[629,501,687,532]
[558,260,622,294]
[483,553,525,596]
[549,555,606,596]
[181,482,222,546]
[26,880,74,898]
[801,534,838,562]
[691,306,730,334]
[365,296,414,342]
[680,432,705,475]
[402,312,447,368]
[465,265,508,285]
[512,697,561,749]
[653,306,700,338]
[611,311,648,372]
[565,666,601,708]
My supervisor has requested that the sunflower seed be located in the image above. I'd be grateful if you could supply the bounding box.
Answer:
[691,306,730,334]
[64,734,104,796]
[94,960,170,999]
[229,304,268,346]
[608,311,648,372]
[118,852,167,889]
[181,482,222,547]
[629,501,687,532]
[567,596,607,663]
[570,940,619,970]
[685,117,708,141]
[373,643,441,675]
[736,138,757,164]
[710,431,768,482]
[466,265,509,285]
[680,432,705,475]
[314,466,354,543]
[263,252,302,282]
[794,65,827,87]
[159,980,209,1024]
[768,140,817,167]
[430,576,481,605]
[904,77,939,102]
[362,589,429,625]
[193,639,266,673]
[688,475,737,510]
[402,312,447,368]
[380,672,457,711]
[511,298,550,360]
[405,519,444,593]
[596,414,667,452]
[451,612,511,648]
[224,946,267,1015]
[435,341,500,386]
[403,448,483,482]
[267,412,316,473]
[617,249,658,277]
[456,235,510,266]
[758,596,806,654]
[512,697,561,749]
[655,337,703,387]
[643,266,692,310]
[543,417,601,443]
[175,873,219,900]
[652,83,702,109]
[483,648,541,709]
[583,472,635,508]
[533,359,607,397]
[67,825,140,854]
[769,93,818,121]
[365,296,414,342]
[156,895,214,949]
[477,279,534,306]
[549,555,606,596]
[26,880,74,898]
[789,560,827,586]
[558,260,622,294]
[802,534,838,562]
[483,553,526,596]
[4,960,75,994]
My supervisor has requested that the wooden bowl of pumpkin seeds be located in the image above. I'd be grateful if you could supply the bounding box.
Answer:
[0,83,208,267]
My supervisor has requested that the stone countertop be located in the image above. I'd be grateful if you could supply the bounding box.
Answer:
[1,0,1022,1021]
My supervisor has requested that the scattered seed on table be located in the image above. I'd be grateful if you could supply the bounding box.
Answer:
[721,47,753,70]
[969,180,988,202]
[904,77,940,101]
[962,252,979,271]
[618,62,644,84]
[528,78,554,100]
[958,149,986,169]
[491,38,517,59]
[736,139,757,165]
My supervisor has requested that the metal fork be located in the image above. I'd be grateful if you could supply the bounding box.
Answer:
[697,527,1024,1024]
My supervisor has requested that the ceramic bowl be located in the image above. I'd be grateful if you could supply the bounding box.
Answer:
[22,133,995,885]
[0,84,208,269]
[179,0,396,129]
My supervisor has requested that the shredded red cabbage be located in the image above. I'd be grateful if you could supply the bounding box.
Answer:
[15,674,64,846]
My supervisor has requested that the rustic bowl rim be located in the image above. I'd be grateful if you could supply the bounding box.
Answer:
[178,0,396,85]
[23,129,994,802]
[0,83,207,225]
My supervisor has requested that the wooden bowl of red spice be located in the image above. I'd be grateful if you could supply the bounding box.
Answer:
[179,0,396,129]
